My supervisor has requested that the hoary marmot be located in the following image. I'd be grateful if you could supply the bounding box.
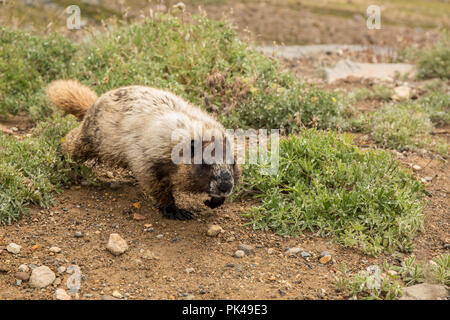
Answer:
[46,80,241,220]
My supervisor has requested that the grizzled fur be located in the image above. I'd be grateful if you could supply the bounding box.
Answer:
[46,80,241,220]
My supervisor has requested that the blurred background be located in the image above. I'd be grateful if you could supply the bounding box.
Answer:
[1,0,449,47]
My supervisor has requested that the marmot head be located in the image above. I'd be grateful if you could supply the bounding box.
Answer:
[191,136,241,198]
[174,134,241,208]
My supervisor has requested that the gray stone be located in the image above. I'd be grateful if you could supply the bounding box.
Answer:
[233,250,245,258]
[6,243,21,254]
[392,86,411,100]
[15,271,30,281]
[207,225,223,237]
[400,283,448,300]
[29,266,56,288]
[301,251,312,258]
[238,244,255,255]
[324,60,414,83]
[106,233,128,256]
[18,264,29,273]
[55,288,72,300]
[286,247,302,256]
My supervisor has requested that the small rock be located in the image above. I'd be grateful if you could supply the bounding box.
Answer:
[238,244,255,255]
[207,225,223,237]
[55,288,72,300]
[319,251,332,264]
[53,277,61,286]
[444,243,450,250]
[424,176,433,182]
[400,283,448,300]
[15,271,30,281]
[49,246,62,253]
[18,264,29,273]
[392,86,411,100]
[267,248,275,255]
[106,233,128,256]
[301,251,312,258]
[133,213,145,221]
[112,290,123,299]
[102,295,119,300]
[156,234,164,239]
[428,260,438,267]
[29,266,56,288]
[185,268,195,274]
[6,243,21,254]
[387,270,398,276]
[57,266,66,274]
[74,231,83,238]
[286,247,302,256]
[106,171,114,179]
[141,250,159,260]
[412,165,422,171]
[233,250,245,258]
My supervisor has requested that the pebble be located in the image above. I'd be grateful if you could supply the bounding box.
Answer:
[53,277,61,286]
[112,290,123,299]
[424,176,433,182]
[267,248,275,255]
[57,266,66,274]
[412,165,422,171]
[74,231,83,238]
[6,243,21,254]
[444,243,450,250]
[18,264,29,273]
[207,225,223,237]
[49,246,62,253]
[301,251,312,258]
[185,268,195,274]
[387,270,398,276]
[106,233,129,256]
[29,266,56,288]
[15,271,30,281]
[238,244,255,255]
[319,251,332,264]
[286,247,302,256]
[102,295,119,300]
[156,234,164,239]
[55,288,72,300]
[141,250,159,260]
[233,250,245,258]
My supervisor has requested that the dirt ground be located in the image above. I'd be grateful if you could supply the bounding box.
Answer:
[0,1,449,300]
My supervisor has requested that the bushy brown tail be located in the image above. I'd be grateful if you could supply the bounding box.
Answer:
[46,79,98,120]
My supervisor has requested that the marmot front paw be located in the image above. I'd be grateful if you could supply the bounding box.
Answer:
[160,203,195,220]
[204,197,225,209]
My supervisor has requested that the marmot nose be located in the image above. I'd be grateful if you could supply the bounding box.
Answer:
[218,181,233,193]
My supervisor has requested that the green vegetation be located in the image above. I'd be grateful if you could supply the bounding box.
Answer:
[430,253,450,286]
[334,262,403,300]
[240,130,424,256]
[0,113,92,223]
[0,28,76,119]
[417,34,450,80]
[335,253,450,299]
[347,85,393,103]
[354,93,449,156]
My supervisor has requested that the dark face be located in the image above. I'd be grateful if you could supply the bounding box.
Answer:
[190,138,241,198]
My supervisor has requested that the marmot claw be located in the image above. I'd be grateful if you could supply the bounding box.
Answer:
[160,204,195,220]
